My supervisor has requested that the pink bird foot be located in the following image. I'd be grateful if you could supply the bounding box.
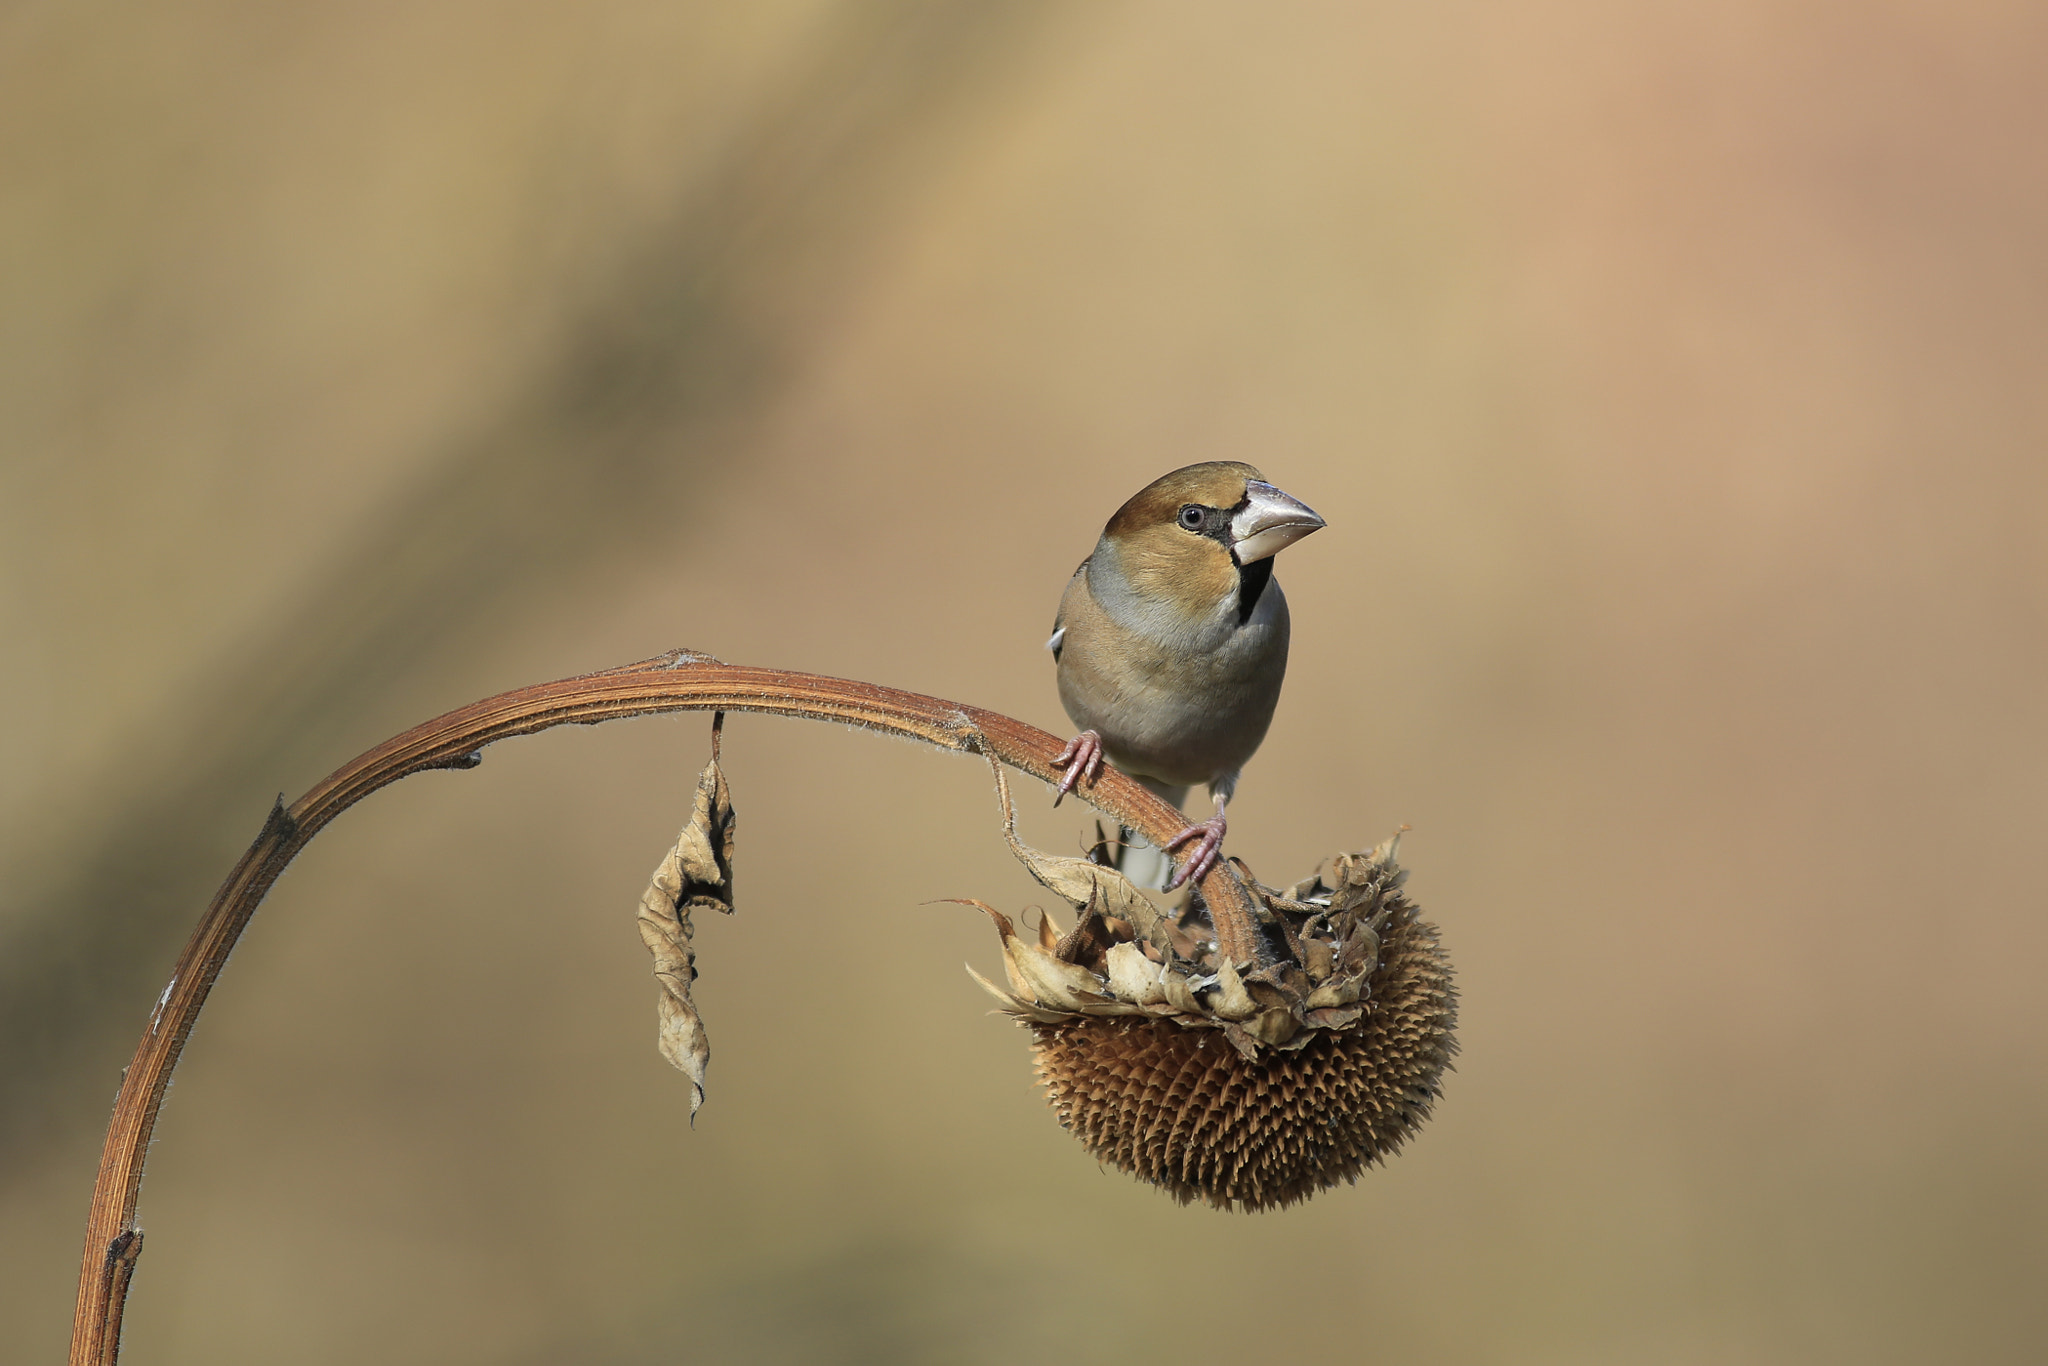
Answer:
[1049,729,1106,806]
[1163,810,1227,890]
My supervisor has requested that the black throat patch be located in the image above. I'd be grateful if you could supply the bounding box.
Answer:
[1235,555,1274,626]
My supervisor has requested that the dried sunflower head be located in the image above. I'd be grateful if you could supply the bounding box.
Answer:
[967,831,1457,1212]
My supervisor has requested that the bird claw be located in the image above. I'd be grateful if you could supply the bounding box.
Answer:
[1163,812,1227,890]
[1049,730,1106,806]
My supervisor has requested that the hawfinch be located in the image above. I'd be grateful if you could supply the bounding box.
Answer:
[1048,462,1325,889]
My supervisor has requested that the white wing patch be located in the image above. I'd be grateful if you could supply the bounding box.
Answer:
[1046,627,1065,654]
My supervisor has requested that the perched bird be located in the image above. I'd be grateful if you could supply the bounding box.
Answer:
[1048,461,1325,890]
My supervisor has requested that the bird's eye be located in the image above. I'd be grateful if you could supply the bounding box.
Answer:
[1178,505,1206,530]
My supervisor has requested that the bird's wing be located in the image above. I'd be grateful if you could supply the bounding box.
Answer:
[1047,556,1090,661]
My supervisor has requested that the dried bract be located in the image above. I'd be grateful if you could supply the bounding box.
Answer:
[637,715,737,1120]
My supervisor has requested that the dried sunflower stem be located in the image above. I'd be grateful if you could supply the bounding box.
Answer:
[70,648,1267,1366]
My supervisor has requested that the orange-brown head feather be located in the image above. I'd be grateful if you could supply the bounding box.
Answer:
[1103,461,1264,541]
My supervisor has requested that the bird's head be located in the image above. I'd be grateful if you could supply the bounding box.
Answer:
[1106,461,1325,564]
[1099,462,1325,621]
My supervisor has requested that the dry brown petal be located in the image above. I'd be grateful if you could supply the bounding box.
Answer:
[944,899,1108,1013]
[635,715,736,1121]
[1052,906,1120,968]
[1245,961,1313,1005]
[1008,927,1112,1011]
[1103,941,1168,1006]
[1245,1006,1300,1047]
[1305,976,1362,1009]
[965,961,1066,1023]
[1156,968,1204,1014]
[1336,924,1379,978]
[1034,909,1061,954]
[1206,957,1259,1021]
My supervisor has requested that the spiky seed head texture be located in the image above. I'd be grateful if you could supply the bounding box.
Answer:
[969,830,1457,1212]
[1029,910,1454,1211]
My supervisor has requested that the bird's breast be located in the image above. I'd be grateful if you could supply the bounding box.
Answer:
[1056,566,1290,790]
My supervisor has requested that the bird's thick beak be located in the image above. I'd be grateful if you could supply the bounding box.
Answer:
[1231,481,1326,564]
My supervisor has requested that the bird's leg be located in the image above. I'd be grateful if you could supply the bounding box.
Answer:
[1163,794,1228,891]
[1049,729,1106,806]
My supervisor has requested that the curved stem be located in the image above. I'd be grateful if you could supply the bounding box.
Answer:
[70,649,1266,1366]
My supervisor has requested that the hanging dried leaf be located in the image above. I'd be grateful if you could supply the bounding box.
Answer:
[636,714,736,1121]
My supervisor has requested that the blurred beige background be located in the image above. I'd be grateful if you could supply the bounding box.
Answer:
[5,1,2046,1361]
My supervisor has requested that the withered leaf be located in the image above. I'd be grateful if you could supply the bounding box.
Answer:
[1246,1006,1301,1047]
[979,748,1181,961]
[945,898,1108,1019]
[636,714,736,1122]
